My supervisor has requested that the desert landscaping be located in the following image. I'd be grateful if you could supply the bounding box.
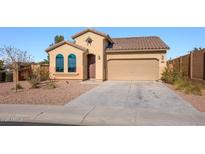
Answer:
[165,83,205,112]
[161,67,205,112]
[0,79,204,112]
[0,80,98,105]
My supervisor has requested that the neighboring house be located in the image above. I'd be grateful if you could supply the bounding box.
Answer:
[45,28,169,81]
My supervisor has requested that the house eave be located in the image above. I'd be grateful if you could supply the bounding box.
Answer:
[45,41,88,53]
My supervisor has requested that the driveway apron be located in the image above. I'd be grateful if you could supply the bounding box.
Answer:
[65,81,205,125]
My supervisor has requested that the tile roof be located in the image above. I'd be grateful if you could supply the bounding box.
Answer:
[45,40,88,52]
[106,36,170,51]
[45,30,170,53]
[72,28,113,43]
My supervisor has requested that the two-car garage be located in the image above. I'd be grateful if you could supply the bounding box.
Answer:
[106,58,159,81]
[105,36,169,81]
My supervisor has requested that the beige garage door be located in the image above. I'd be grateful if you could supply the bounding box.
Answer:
[107,59,159,80]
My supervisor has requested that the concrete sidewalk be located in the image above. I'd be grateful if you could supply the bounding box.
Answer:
[0,104,89,125]
[0,103,205,125]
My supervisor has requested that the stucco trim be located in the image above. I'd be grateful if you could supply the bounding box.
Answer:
[106,58,160,62]
[54,72,79,76]
[45,40,88,52]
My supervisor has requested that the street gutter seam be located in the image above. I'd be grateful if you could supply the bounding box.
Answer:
[32,112,44,121]
[80,105,96,125]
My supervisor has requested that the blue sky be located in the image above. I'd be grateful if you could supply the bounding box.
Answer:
[0,27,205,62]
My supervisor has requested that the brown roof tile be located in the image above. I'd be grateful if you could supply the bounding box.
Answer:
[106,36,170,51]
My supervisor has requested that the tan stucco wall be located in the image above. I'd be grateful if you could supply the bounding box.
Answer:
[48,44,85,80]
[74,32,108,80]
[106,51,167,79]
[103,39,110,80]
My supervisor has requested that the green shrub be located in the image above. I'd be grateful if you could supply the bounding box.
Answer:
[173,79,188,90]
[161,68,183,84]
[28,78,40,88]
[174,79,202,95]
[184,84,202,96]
[27,68,41,88]
[173,78,202,96]
[161,68,172,83]
[161,68,202,96]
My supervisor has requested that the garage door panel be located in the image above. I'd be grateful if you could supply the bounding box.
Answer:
[107,59,159,80]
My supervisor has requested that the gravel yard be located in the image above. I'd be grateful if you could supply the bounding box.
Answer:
[165,83,205,112]
[0,80,98,105]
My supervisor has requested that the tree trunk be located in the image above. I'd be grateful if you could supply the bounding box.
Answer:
[15,63,19,92]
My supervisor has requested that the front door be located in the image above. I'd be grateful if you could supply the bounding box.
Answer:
[87,54,96,79]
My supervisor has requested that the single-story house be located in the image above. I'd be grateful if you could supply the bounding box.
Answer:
[45,28,169,81]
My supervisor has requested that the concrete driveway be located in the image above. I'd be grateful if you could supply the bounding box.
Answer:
[65,81,205,125]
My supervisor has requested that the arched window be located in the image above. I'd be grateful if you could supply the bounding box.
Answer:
[68,54,76,72]
[56,54,64,72]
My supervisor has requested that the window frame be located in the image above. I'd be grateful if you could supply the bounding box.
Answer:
[68,54,76,72]
[55,54,64,72]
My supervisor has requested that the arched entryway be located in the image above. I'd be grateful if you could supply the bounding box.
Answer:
[87,54,96,79]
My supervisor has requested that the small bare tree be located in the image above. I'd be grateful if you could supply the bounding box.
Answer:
[0,46,32,92]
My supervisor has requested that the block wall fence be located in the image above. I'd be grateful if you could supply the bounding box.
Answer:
[167,49,205,81]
